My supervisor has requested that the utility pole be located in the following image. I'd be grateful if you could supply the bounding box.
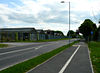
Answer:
[69,2,70,45]
[61,1,71,45]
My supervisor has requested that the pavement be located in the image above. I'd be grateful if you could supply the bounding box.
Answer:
[27,41,93,73]
[0,39,76,71]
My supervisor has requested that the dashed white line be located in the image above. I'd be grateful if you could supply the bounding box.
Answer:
[35,46,43,50]
[0,47,36,55]
[0,43,57,56]
[59,45,81,73]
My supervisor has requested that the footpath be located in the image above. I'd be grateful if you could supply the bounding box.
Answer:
[27,42,93,73]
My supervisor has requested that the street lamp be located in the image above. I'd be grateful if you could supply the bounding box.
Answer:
[61,1,71,45]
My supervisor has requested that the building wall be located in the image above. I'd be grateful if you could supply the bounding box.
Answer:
[48,35,54,39]
[38,34,45,40]
[0,32,16,41]
[18,32,23,41]
[0,34,1,41]
[0,29,66,42]
[30,33,37,41]
[23,32,30,40]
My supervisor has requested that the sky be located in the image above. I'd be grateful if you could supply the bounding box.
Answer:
[0,0,100,35]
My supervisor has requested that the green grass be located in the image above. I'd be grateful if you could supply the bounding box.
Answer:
[0,41,79,73]
[7,38,69,42]
[88,42,100,73]
[33,38,69,42]
[0,44,8,48]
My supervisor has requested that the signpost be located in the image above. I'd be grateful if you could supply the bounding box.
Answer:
[91,31,93,41]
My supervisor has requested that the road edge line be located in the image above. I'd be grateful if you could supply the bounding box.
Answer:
[87,46,94,73]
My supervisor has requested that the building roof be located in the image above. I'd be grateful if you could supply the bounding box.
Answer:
[44,30,54,35]
[0,28,36,32]
[37,29,45,34]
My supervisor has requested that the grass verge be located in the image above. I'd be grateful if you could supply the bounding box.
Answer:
[0,44,8,48]
[4,38,69,42]
[88,42,100,73]
[32,38,69,42]
[0,41,79,73]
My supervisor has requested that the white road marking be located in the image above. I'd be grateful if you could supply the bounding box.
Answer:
[35,46,43,50]
[0,43,57,56]
[87,46,94,73]
[0,41,64,71]
[59,45,81,73]
[35,43,57,50]
[0,47,36,55]
[72,45,78,47]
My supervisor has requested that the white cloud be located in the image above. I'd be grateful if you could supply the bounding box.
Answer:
[0,0,100,35]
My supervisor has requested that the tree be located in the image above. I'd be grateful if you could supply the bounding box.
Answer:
[79,19,97,41]
[94,26,100,41]
[67,30,76,38]
[92,23,98,41]
[54,31,64,36]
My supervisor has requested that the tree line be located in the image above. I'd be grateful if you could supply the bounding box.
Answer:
[67,19,100,41]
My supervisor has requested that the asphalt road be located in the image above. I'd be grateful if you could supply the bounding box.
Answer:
[0,39,76,71]
[27,42,93,73]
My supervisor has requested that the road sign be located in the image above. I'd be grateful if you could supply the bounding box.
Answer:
[91,31,93,35]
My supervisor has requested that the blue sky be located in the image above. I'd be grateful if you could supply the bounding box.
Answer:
[0,0,100,35]
[0,0,22,7]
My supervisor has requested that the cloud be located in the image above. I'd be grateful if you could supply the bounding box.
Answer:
[8,12,39,23]
[0,0,100,35]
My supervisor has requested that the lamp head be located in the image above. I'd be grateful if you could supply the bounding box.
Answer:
[61,1,65,3]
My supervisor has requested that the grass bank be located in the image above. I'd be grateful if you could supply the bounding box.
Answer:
[3,38,69,42]
[33,38,69,42]
[0,44,8,48]
[88,42,100,73]
[0,41,79,73]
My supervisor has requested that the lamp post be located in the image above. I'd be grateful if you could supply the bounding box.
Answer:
[61,1,70,45]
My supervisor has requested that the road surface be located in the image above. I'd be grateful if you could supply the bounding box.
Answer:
[27,42,93,73]
[0,39,76,71]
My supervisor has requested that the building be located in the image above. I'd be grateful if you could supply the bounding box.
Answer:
[44,30,65,39]
[53,31,65,39]
[44,30,54,39]
[37,30,45,40]
[0,28,66,42]
[0,28,37,42]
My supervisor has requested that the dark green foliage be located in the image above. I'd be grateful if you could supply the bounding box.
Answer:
[67,30,76,38]
[79,19,97,41]
[54,31,64,36]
